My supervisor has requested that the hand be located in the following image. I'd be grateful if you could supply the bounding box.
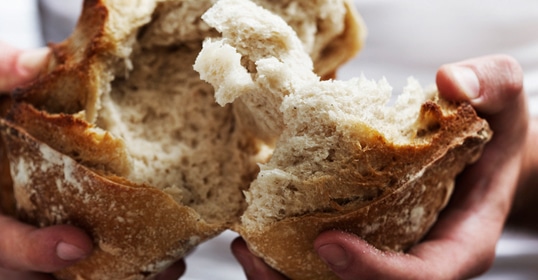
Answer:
[0,216,93,279]
[0,41,93,279]
[0,42,50,92]
[0,42,186,279]
[231,54,528,279]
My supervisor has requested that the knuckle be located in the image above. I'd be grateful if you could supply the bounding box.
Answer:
[469,54,525,114]
[496,54,524,95]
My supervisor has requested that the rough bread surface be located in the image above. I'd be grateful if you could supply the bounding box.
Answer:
[0,0,364,279]
[195,0,491,279]
[194,0,317,142]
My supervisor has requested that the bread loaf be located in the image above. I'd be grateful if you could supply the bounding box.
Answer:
[0,0,490,279]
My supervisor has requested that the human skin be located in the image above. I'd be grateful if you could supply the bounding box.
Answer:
[0,42,186,280]
[232,54,532,280]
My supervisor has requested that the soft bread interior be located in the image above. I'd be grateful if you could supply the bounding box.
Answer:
[88,1,256,225]
[97,34,253,225]
[96,0,354,224]
[2,0,489,278]
[194,0,456,229]
[16,0,359,225]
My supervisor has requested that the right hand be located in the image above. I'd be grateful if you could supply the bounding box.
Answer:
[231,54,529,279]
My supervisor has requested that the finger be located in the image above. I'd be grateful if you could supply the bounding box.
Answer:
[0,215,93,273]
[315,229,491,280]
[436,54,528,216]
[315,55,528,279]
[0,42,50,92]
[415,55,528,277]
[436,54,524,115]
[231,237,288,280]
[154,260,186,280]
[315,231,431,280]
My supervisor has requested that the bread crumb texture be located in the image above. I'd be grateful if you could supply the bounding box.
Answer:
[0,0,364,279]
[196,0,490,279]
[0,0,489,279]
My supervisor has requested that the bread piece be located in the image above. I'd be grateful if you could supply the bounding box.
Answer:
[0,96,16,217]
[194,0,491,279]
[0,0,364,279]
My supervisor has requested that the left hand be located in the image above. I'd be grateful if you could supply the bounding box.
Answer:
[0,42,50,92]
[231,54,528,279]
[0,42,187,280]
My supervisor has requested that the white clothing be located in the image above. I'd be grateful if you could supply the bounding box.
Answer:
[0,1,537,279]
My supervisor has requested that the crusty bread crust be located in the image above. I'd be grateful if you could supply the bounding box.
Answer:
[0,108,224,280]
[0,96,15,217]
[237,102,491,279]
[316,0,366,80]
[0,0,365,279]
[0,0,490,280]
[195,1,490,279]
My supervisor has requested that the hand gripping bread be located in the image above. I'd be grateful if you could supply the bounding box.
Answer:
[195,1,491,279]
[0,0,490,280]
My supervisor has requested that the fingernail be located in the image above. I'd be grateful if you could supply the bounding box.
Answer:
[16,48,50,77]
[317,244,350,269]
[451,66,480,99]
[56,242,88,261]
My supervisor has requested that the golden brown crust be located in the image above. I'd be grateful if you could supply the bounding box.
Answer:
[0,96,16,216]
[239,102,491,279]
[0,119,224,279]
[0,0,489,279]
[6,103,131,176]
[0,138,15,216]
[13,0,109,117]
[0,0,366,278]
[316,0,366,79]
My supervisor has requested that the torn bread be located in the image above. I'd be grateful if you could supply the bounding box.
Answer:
[0,0,364,279]
[0,0,490,279]
[194,1,491,279]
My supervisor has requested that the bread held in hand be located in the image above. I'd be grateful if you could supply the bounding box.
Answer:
[0,0,490,279]
[194,1,491,279]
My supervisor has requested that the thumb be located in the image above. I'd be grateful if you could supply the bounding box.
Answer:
[0,42,50,92]
[436,54,524,115]
[0,215,93,273]
[314,231,423,280]
[436,54,527,162]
